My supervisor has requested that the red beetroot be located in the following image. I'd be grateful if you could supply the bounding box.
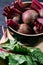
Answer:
[22,10,38,24]
[12,15,20,23]
[30,0,43,17]
[7,19,20,29]
[18,24,32,34]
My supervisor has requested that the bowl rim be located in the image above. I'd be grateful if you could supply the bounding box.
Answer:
[9,26,43,36]
[5,1,43,37]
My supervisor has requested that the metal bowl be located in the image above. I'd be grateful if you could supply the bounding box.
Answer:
[5,2,43,44]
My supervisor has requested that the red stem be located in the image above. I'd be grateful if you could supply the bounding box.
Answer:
[12,1,23,12]
[10,6,22,15]
[30,3,39,12]
[18,3,25,10]
[35,0,43,8]
[2,26,5,35]
[0,48,11,53]
[4,5,10,13]
[15,1,25,12]
[17,0,22,4]
[30,0,43,13]
[14,1,25,12]
[33,0,43,9]
[3,12,8,16]
[7,19,20,29]
[2,26,6,39]
[17,0,25,11]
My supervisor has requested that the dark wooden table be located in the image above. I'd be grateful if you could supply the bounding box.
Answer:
[0,0,43,38]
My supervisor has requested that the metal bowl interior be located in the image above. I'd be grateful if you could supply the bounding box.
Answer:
[5,1,43,37]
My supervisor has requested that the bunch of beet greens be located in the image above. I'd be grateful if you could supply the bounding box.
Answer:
[0,29,43,65]
[0,44,43,65]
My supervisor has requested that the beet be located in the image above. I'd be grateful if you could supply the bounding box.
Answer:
[22,10,38,24]
[12,14,20,23]
[18,24,32,34]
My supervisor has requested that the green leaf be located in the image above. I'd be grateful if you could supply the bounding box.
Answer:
[8,54,26,65]
[33,62,38,65]
[14,55,26,64]
[0,39,30,55]
[0,50,9,59]
[25,56,33,65]
[9,58,19,65]
[12,43,29,54]
[8,54,19,65]
[31,48,43,64]
[32,56,37,61]
[0,39,17,50]
[0,38,43,65]
[20,62,27,65]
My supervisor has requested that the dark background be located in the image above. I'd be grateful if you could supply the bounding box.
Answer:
[0,0,43,38]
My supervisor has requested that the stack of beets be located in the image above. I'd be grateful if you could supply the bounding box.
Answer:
[3,0,43,34]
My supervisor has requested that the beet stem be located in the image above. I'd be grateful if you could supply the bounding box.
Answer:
[12,1,23,12]
[7,19,20,29]
[0,48,11,53]
[17,0,22,4]
[3,12,8,16]
[10,6,22,15]
[15,1,25,11]
[30,0,43,13]
[33,0,43,9]
[2,26,5,35]
[30,3,39,12]
[4,5,10,13]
